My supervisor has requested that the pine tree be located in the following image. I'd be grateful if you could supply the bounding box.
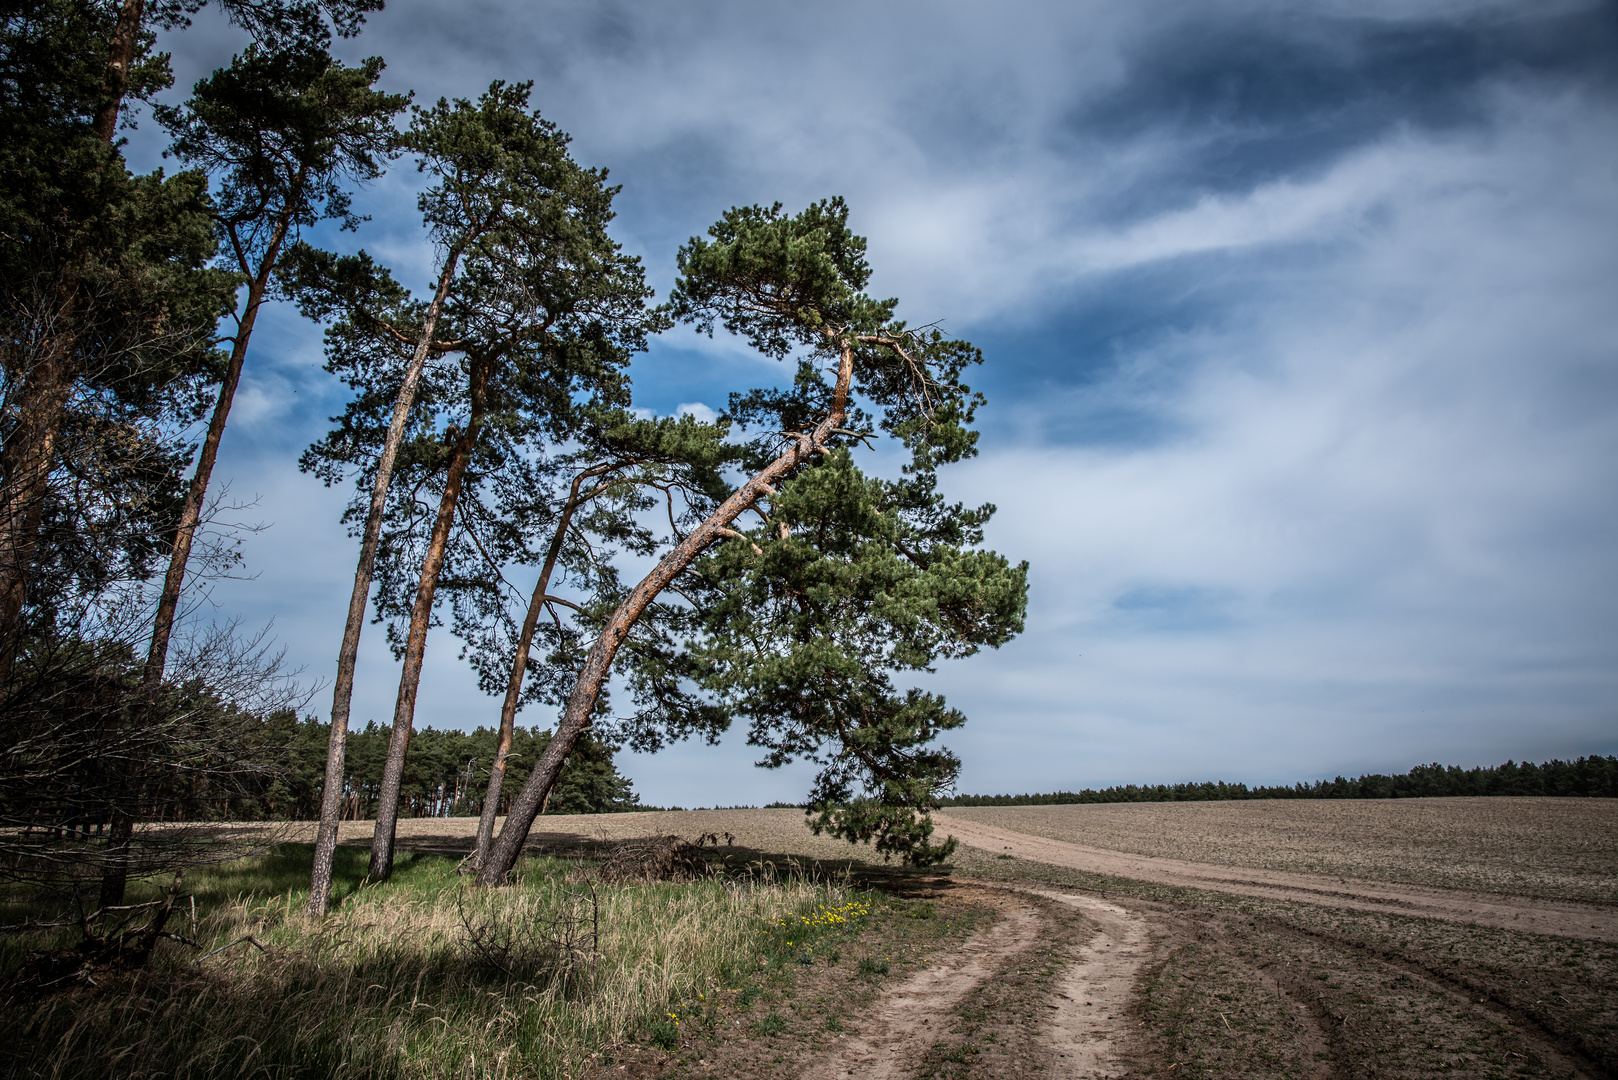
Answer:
[0,0,380,690]
[477,199,1028,882]
[298,82,664,886]
[145,45,405,689]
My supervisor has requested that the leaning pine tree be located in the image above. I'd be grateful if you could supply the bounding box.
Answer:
[477,199,1028,883]
[457,411,736,869]
[301,82,664,885]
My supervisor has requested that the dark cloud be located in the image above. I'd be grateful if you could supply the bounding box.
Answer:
[1064,5,1618,212]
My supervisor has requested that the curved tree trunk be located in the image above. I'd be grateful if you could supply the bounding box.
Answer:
[307,250,461,915]
[476,343,856,886]
[473,468,608,866]
[368,354,491,880]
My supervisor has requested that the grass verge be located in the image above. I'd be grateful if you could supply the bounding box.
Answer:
[0,843,893,1080]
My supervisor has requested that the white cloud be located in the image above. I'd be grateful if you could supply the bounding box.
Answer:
[674,401,718,424]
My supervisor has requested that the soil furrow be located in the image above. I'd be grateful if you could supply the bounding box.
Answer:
[1249,912,1610,1079]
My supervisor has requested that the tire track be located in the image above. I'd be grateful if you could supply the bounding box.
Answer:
[798,895,1041,1080]
[1189,920,1349,1080]
[1025,889,1153,1078]
[1246,912,1610,1079]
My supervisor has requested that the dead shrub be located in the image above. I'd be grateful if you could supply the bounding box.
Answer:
[4,874,205,995]
[596,833,731,884]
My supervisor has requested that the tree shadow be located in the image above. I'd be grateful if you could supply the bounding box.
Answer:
[477,829,959,898]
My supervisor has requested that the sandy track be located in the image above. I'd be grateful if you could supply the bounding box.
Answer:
[933,812,1618,943]
[798,886,1158,1080]
[1030,890,1154,1078]
[799,895,1042,1080]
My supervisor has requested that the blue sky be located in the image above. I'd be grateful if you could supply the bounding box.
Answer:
[133,0,1618,806]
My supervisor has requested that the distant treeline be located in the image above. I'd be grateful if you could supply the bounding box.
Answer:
[939,756,1618,807]
[215,713,641,822]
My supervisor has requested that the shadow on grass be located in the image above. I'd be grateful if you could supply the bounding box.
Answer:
[194,843,451,910]
[1,831,954,1080]
[416,829,961,899]
[3,827,954,926]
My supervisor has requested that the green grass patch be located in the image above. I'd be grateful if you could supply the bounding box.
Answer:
[858,956,891,976]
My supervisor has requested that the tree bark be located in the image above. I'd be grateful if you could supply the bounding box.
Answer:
[0,0,145,684]
[93,0,145,144]
[142,212,292,688]
[367,353,491,880]
[475,342,856,885]
[307,250,461,915]
[96,807,134,910]
[473,467,607,866]
[0,302,77,689]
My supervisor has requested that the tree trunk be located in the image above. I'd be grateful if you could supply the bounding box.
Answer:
[473,468,604,866]
[367,354,491,880]
[98,220,291,909]
[93,0,146,143]
[96,806,134,910]
[142,213,291,688]
[1,0,144,684]
[0,310,77,688]
[475,342,856,886]
[307,251,461,915]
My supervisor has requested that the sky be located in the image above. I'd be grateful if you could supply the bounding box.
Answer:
[132,0,1618,807]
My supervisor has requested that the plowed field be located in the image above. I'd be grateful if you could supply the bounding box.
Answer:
[941,797,1618,904]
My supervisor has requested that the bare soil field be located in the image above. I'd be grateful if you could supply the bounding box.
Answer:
[311,800,1617,1079]
[943,798,1618,905]
[933,812,1618,943]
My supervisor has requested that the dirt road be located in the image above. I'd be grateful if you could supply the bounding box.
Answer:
[799,886,1156,1080]
[934,811,1618,943]
[792,810,1617,1079]
[1034,890,1154,1077]
[798,895,1045,1080]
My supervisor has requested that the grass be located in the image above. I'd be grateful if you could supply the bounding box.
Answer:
[751,1010,788,1036]
[0,843,885,1080]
